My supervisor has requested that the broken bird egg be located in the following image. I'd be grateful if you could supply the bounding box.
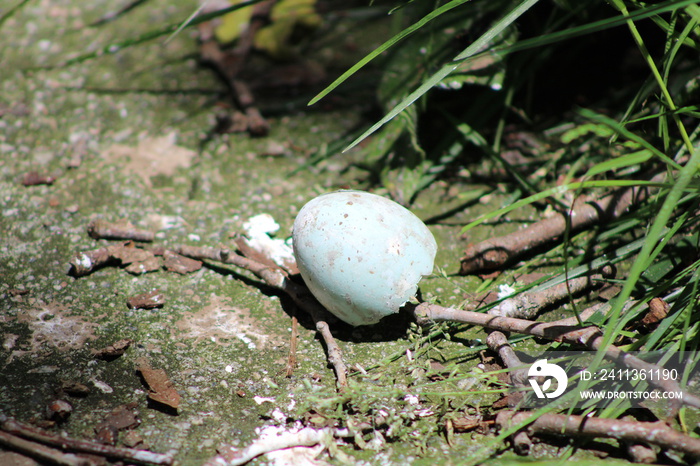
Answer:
[292,191,437,326]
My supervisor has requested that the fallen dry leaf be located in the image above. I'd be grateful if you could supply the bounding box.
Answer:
[162,250,202,274]
[136,360,181,412]
[126,290,166,310]
[93,338,134,360]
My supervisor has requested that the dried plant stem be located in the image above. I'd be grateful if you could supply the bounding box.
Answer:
[460,185,650,274]
[490,268,611,319]
[87,219,154,242]
[285,315,299,377]
[485,331,528,388]
[0,416,173,465]
[175,245,348,388]
[497,410,700,458]
[412,302,700,409]
[0,430,88,466]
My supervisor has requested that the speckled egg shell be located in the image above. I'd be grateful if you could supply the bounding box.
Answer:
[292,191,437,326]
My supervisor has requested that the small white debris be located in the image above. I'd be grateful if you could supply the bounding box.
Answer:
[188,234,201,242]
[91,379,114,393]
[225,365,234,373]
[236,333,256,350]
[242,214,295,269]
[271,407,287,423]
[76,253,92,270]
[404,394,419,405]
[497,284,516,299]
[253,396,275,405]
[243,213,280,236]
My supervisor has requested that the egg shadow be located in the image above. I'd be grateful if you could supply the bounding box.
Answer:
[200,262,417,343]
[280,275,418,343]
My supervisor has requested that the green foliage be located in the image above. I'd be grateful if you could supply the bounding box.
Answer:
[309,0,700,461]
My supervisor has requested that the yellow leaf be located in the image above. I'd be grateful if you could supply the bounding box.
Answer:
[255,0,321,58]
[214,1,255,44]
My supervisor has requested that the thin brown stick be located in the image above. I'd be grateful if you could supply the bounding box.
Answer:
[490,269,610,319]
[485,331,528,388]
[411,302,700,409]
[175,244,349,388]
[497,410,700,458]
[460,184,651,275]
[285,315,299,377]
[0,417,174,465]
[87,219,154,242]
[197,1,273,136]
[0,430,90,466]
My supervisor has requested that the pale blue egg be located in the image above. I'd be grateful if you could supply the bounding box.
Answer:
[292,191,437,326]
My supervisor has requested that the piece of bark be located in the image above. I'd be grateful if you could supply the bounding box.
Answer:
[59,381,90,398]
[45,400,72,423]
[93,339,133,360]
[22,171,56,186]
[126,290,165,310]
[102,404,140,431]
[641,297,670,327]
[162,250,202,274]
[136,361,181,412]
[87,219,154,242]
[497,410,700,459]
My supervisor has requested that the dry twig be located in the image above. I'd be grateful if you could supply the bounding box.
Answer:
[198,1,273,136]
[460,185,650,274]
[0,430,88,466]
[490,268,611,319]
[497,410,700,459]
[411,302,700,409]
[87,219,154,242]
[0,416,173,465]
[285,314,299,377]
[485,331,528,388]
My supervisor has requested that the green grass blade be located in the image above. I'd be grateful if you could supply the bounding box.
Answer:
[308,0,473,106]
[45,0,267,68]
[0,0,31,29]
[460,180,670,234]
[343,0,540,153]
[598,145,700,362]
[578,108,682,169]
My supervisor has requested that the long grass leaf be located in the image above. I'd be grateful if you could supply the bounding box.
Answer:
[46,0,267,68]
[578,108,681,170]
[308,0,473,106]
[597,146,700,369]
[342,0,699,152]
[460,179,671,234]
[343,0,540,152]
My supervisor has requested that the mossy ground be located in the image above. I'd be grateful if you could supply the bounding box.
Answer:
[0,1,594,465]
